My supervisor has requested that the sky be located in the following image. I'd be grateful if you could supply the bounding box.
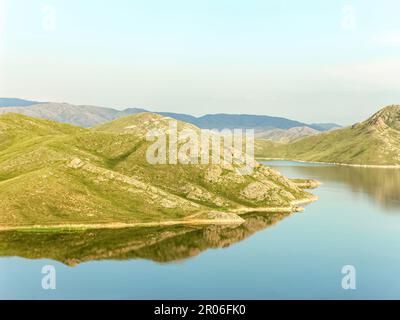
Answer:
[1,0,400,125]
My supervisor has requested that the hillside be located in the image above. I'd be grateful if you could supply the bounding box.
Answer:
[0,113,317,230]
[255,105,400,166]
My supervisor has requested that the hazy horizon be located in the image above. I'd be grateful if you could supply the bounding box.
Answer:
[1,0,400,125]
[0,95,379,127]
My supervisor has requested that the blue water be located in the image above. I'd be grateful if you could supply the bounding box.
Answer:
[1,161,400,299]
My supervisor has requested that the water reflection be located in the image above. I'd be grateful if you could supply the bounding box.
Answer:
[0,212,289,266]
[264,162,400,211]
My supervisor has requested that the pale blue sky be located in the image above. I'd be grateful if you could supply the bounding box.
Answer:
[1,0,400,124]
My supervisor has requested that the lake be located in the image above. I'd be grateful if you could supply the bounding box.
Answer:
[1,160,400,299]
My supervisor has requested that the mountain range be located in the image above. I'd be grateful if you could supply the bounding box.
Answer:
[256,105,400,166]
[157,112,339,132]
[0,112,316,230]
[0,99,340,139]
[0,102,146,128]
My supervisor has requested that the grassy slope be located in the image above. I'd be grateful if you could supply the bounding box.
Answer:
[94,113,313,206]
[256,105,400,166]
[0,113,314,228]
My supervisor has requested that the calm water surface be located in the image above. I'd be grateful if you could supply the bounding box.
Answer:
[1,160,400,299]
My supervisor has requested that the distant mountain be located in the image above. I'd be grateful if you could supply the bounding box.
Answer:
[256,105,400,166]
[256,126,320,143]
[310,123,342,131]
[0,103,146,127]
[0,98,43,107]
[0,98,340,132]
[157,112,340,142]
[157,112,199,124]
[158,112,319,131]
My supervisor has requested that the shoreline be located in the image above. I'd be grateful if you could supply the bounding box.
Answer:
[256,157,400,169]
[0,196,318,232]
[0,219,244,232]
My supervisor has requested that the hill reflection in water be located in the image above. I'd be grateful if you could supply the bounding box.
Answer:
[265,162,400,211]
[0,212,289,266]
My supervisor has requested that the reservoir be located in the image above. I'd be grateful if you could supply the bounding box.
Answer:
[1,161,400,299]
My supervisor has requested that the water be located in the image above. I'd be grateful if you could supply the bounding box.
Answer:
[1,160,400,299]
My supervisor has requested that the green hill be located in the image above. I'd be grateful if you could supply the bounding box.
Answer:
[0,113,316,230]
[256,105,400,166]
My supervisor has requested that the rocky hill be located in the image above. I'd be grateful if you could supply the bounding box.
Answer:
[0,113,316,230]
[256,105,400,166]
